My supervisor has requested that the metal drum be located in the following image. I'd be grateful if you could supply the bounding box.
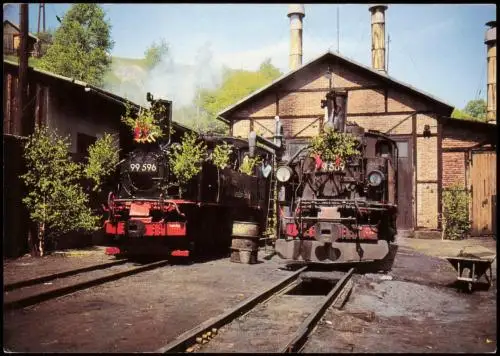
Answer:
[230,221,260,264]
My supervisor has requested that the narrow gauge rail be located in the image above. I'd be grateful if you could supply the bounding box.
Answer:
[157,267,354,353]
[3,260,169,310]
[3,260,129,292]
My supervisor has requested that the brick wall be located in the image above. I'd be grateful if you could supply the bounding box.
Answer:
[349,114,413,134]
[442,152,466,188]
[224,56,450,232]
[417,183,439,228]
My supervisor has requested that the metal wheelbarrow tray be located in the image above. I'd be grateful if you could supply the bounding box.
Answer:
[445,251,496,292]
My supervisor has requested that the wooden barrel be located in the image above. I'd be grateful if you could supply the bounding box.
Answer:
[230,221,260,264]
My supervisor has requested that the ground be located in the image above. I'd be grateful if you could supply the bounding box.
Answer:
[2,237,496,353]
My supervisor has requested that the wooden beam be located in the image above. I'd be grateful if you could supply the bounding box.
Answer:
[437,119,443,230]
[291,117,321,139]
[412,113,417,229]
[278,85,382,93]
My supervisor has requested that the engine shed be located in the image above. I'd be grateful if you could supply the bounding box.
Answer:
[217,5,497,237]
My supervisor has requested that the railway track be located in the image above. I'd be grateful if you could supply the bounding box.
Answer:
[3,259,169,310]
[157,267,355,353]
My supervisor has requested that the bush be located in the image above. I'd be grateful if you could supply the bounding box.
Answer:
[168,132,207,196]
[442,183,471,240]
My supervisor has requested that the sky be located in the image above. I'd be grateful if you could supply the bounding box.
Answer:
[3,3,497,109]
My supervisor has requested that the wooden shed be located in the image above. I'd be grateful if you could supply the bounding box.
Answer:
[3,60,191,256]
[3,20,40,57]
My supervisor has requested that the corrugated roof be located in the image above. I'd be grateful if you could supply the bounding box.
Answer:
[3,20,40,41]
[217,50,455,119]
[3,59,194,133]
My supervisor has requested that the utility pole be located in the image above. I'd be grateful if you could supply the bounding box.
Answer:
[37,3,46,34]
[18,3,30,136]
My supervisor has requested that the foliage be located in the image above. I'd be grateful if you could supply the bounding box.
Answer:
[144,38,169,70]
[464,99,487,121]
[451,108,473,120]
[36,29,55,57]
[84,133,119,191]
[239,155,261,176]
[193,58,282,133]
[20,126,100,255]
[310,128,360,163]
[211,142,233,170]
[38,4,114,86]
[442,183,471,240]
[451,99,487,122]
[121,103,165,143]
[168,132,207,194]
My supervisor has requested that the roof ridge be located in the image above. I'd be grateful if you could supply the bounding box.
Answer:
[217,50,454,119]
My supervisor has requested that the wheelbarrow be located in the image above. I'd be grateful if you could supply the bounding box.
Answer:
[445,247,496,292]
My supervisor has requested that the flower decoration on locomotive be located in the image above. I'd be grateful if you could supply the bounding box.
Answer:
[309,128,361,171]
[121,103,164,143]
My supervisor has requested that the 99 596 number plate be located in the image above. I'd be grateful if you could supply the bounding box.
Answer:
[129,163,157,172]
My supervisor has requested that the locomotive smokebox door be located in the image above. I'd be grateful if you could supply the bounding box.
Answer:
[126,220,146,237]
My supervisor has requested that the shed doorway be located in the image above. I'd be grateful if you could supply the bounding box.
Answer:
[470,150,496,236]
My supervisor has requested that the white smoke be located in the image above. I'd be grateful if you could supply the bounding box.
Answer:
[103,41,223,112]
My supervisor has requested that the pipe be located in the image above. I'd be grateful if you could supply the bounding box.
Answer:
[287,4,305,70]
[485,21,496,123]
[368,5,388,72]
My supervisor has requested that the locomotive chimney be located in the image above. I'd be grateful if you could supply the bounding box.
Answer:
[369,4,388,72]
[287,4,305,71]
[485,21,496,124]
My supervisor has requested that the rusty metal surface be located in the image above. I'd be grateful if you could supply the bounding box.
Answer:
[275,239,389,263]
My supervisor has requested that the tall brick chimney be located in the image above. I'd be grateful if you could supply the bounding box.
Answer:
[485,21,496,124]
[369,5,388,72]
[287,4,305,71]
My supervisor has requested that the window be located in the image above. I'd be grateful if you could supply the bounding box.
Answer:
[77,133,97,156]
[396,141,409,158]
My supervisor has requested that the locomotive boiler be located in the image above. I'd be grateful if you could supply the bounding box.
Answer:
[274,89,398,264]
[104,94,282,258]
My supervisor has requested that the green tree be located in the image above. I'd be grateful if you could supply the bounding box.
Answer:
[464,99,487,121]
[21,126,99,256]
[38,4,114,86]
[451,108,472,120]
[144,38,169,70]
[192,58,283,133]
[36,29,55,57]
[21,126,119,256]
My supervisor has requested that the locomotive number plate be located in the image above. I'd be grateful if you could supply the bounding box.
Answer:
[129,163,157,172]
[321,161,345,172]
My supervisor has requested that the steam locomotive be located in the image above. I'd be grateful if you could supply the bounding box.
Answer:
[103,94,281,258]
[274,89,398,264]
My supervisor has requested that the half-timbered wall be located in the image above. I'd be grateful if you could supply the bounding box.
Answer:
[227,57,450,231]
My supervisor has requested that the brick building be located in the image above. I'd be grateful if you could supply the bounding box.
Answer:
[217,5,497,237]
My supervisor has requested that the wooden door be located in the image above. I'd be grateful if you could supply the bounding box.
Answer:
[394,139,414,230]
[471,151,496,236]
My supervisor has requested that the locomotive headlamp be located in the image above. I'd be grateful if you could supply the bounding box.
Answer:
[367,170,384,187]
[276,165,293,183]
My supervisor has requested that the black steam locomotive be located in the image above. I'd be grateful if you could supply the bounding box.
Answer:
[274,89,398,264]
[104,95,281,258]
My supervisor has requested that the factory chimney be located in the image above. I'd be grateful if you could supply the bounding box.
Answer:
[485,21,496,124]
[369,5,388,72]
[287,4,305,70]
